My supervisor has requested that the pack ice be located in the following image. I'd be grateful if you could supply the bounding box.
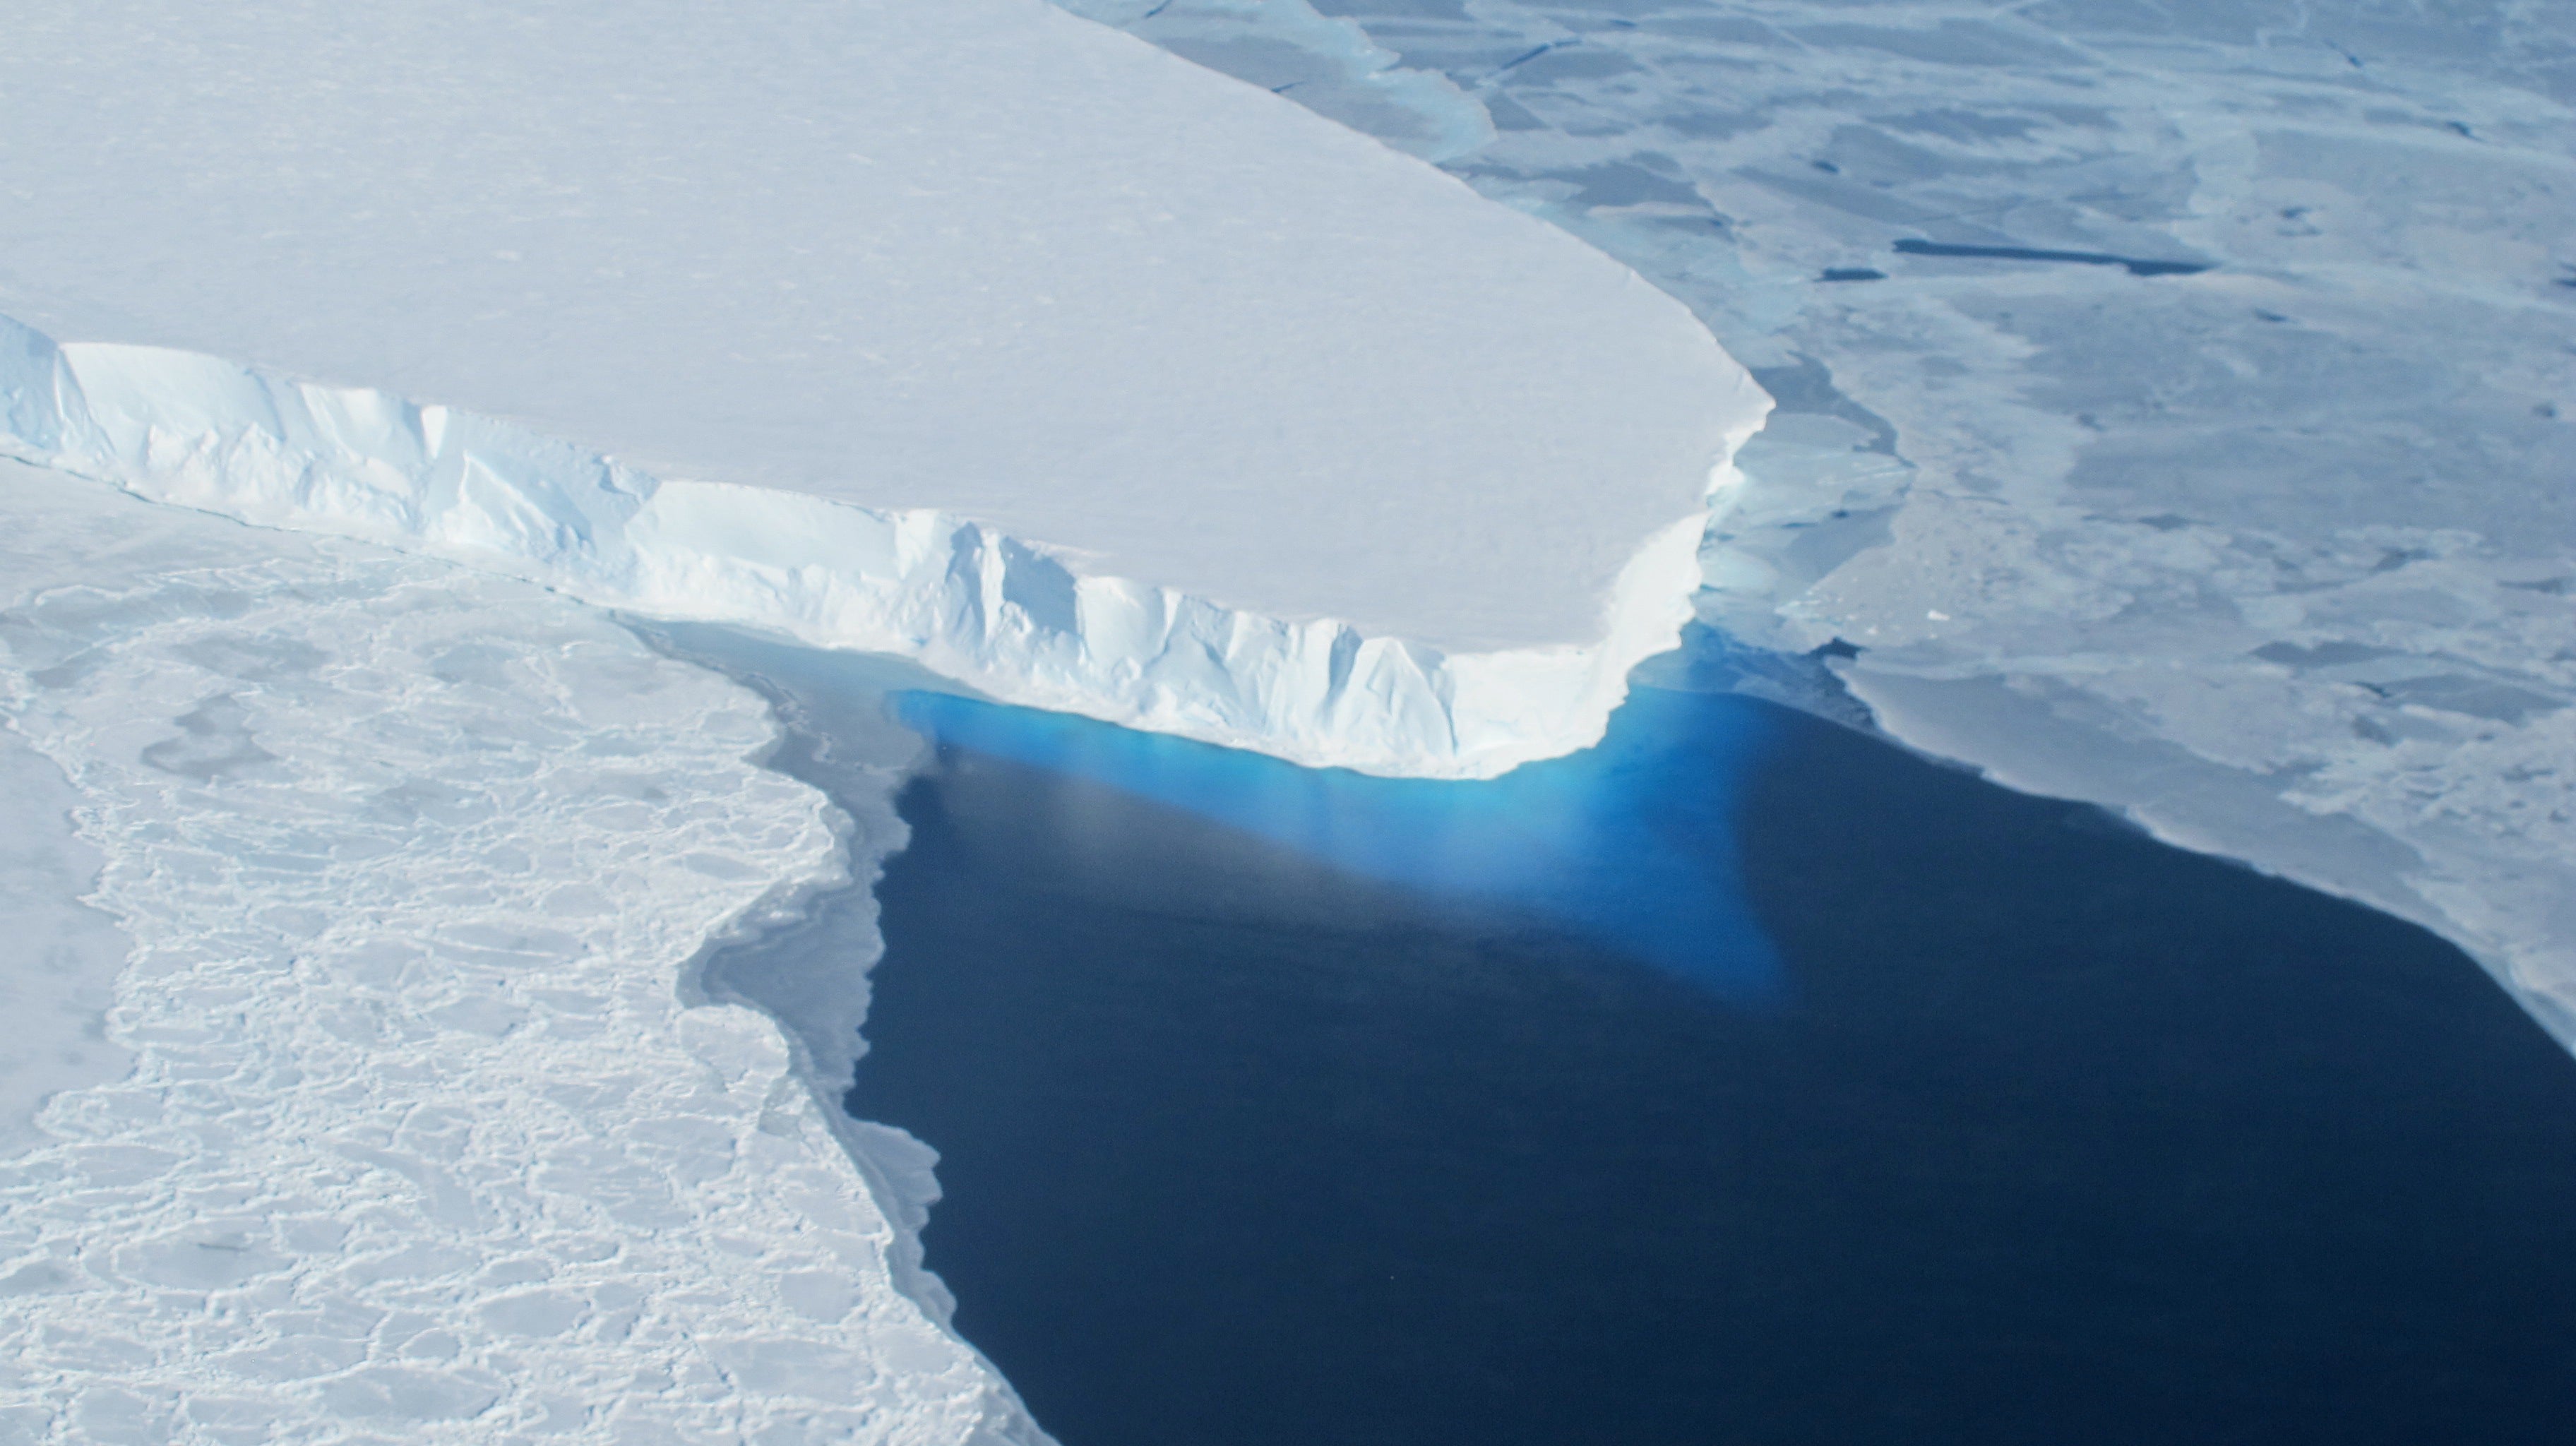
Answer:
[1085,0,2576,1047]
[0,0,1764,780]
[0,460,1045,1443]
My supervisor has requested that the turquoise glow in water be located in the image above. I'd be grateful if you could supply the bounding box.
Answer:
[893,662,1782,1000]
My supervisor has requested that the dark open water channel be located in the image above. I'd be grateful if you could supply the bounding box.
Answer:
[700,627,2576,1445]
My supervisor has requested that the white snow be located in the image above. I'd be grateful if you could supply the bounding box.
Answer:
[0,728,131,1160]
[0,460,1042,1445]
[1098,0,2576,1044]
[0,0,1766,779]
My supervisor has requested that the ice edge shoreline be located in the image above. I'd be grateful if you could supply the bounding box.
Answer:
[0,474,1053,1442]
[0,312,1766,782]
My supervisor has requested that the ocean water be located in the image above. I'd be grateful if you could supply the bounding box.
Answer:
[809,633,2576,1446]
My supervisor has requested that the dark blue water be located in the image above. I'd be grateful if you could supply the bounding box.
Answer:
[826,642,2576,1445]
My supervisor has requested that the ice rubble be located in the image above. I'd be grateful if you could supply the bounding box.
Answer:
[1096,0,2576,1044]
[0,460,1044,1445]
[0,0,1766,780]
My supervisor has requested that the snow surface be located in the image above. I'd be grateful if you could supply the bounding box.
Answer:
[0,727,130,1160]
[0,0,1767,778]
[1085,0,2576,1043]
[0,460,1043,1445]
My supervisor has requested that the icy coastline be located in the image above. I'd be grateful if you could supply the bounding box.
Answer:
[0,3,1779,1435]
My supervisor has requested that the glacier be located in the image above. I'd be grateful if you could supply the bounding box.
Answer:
[0,459,1044,1444]
[0,0,1768,780]
[1073,0,2576,1048]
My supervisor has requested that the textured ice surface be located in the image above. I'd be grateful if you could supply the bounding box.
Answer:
[0,461,1043,1444]
[0,0,1769,778]
[1083,0,2576,1041]
[0,727,129,1159]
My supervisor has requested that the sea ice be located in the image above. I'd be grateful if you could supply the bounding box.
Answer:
[1087,0,2576,1045]
[0,0,1767,778]
[0,460,1042,1444]
[0,729,129,1159]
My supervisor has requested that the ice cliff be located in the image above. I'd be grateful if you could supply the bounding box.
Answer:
[0,315,1758,779]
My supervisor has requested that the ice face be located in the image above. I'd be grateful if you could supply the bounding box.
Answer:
[1080,0,2576,1044]
[0,462,1043,1444]
[0,312,1731,779]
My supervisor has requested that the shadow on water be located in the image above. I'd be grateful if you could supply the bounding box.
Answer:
[811,631,2576,1446]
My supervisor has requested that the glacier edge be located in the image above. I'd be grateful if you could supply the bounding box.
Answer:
[0,312,1764,781]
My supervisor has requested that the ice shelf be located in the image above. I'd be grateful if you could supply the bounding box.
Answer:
[0,0,1766,779]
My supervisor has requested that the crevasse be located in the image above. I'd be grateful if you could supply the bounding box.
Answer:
[0,312,1761,780]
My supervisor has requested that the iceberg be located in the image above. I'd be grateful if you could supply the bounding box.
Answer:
[0,0,1765,779]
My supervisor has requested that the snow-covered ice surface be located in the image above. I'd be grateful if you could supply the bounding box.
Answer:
[0,723,130,1161]
[0,460,1044,1445]
[1072,0,2576,1043]
[0,0,1769,779]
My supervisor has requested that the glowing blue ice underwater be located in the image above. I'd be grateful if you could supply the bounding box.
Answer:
[895,639,1783,1000]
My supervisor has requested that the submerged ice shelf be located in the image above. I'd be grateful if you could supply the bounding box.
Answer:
[0,0,1767,779]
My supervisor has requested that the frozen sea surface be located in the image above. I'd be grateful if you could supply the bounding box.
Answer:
[0,462,1042,1444]
[0,690,130,1161]
[1056,0,2576,1038]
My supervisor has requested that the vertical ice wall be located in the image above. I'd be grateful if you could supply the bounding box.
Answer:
[0,0,1768,780]
[0,313,1755,779]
